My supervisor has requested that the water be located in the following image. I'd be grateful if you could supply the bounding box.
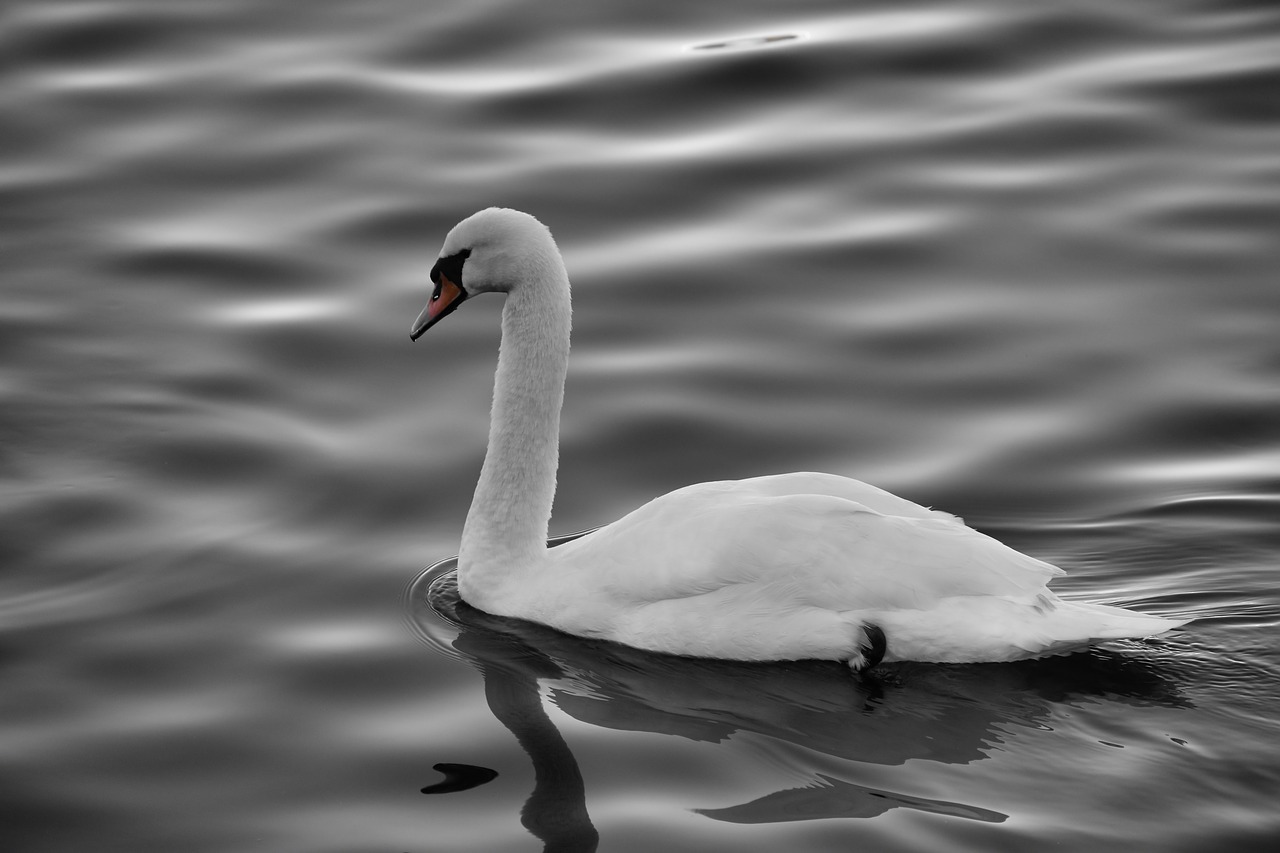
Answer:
[3,0,1279,850]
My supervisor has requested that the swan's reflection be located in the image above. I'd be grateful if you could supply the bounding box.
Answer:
[409,538,1187,849]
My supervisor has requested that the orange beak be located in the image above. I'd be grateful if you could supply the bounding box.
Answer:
[411,273,467,340]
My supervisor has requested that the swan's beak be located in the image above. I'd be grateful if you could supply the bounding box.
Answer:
[411,274,467,340]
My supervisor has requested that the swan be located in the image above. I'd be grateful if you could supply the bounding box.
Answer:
[411,207,1188,671]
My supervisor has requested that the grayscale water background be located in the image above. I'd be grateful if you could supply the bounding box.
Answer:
[3,1,1279,851]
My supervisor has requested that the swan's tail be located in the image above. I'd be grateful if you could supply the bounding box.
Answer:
[1062,600,1189,637]
[1034,600,1191,657]
[865,596,1191,664]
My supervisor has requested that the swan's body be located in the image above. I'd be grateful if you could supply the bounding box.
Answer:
[412,208,1188,670]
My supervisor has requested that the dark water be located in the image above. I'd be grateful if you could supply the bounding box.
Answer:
[4,0,1280,850]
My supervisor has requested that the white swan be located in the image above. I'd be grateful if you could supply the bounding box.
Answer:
[411,207,1188,670]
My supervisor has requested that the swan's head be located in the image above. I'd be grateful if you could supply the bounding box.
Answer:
[410,207,559,340]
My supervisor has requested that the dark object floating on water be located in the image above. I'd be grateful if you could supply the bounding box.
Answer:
[420,762,499,794]
[692,33,802,51]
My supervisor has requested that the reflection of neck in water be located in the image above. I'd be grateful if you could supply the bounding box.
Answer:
[479,656,599,853]
[416,558,601,851]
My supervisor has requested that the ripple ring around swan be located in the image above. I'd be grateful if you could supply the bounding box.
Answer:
[402,529,596,662]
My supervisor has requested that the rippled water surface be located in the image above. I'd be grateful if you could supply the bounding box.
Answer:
[4,1,1280,851]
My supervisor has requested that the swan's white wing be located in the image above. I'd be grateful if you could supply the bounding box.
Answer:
[545,475,1179,663]
[557,477,1061,611]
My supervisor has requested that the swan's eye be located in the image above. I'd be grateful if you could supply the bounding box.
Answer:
[431,249,471,291]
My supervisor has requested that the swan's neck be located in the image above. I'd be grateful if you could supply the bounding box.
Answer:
[458,259,571,604]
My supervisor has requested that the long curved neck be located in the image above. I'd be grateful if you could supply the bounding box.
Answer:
[459,255,571,602]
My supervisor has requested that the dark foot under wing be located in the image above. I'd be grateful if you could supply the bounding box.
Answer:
[854,623,886,672]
